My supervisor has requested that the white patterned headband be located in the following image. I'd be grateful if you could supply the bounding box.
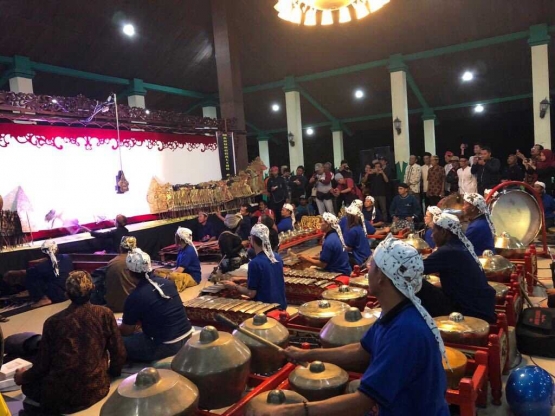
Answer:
[126,249,169,299]
[250,223,277,263]
[282,203,296,227]
[41,239,59,277]
[433,212,483,268]
[426,206,442,217]
[176,227,198,256]
[463,193,496,236]
[346,203,367,234]
[373,234,447,364]
[322,212,346,249]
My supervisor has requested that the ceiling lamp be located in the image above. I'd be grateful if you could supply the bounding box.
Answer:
[274,0,389,26]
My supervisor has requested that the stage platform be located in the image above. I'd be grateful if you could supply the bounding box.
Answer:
[0,216,200,275]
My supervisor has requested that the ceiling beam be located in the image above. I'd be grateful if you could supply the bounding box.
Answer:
[245,121,279,144]
[406,70,430,111]
[31,61,130,86]
[142,83,207,99]
[432,93,532,111]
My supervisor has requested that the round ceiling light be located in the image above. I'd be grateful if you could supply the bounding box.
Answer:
[272,103,280,112]
[354,89,364,99]
[306,128,314,135]
[474,104,484,113]
[122,24,135,37]
[461,71,474,82]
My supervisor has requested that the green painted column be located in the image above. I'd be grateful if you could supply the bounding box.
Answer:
[7,55,35,93]
[388,54,410,180]
[127,78,147,108]
[284,76,305,169]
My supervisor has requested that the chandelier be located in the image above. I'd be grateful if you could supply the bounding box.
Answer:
[274,0,390,25]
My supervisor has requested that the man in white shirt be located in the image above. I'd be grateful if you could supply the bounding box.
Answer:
[421,152,432,209]
[457,155,477,194]
[444,151,453,193]
[404,155,422,204]
[469,143,482,166]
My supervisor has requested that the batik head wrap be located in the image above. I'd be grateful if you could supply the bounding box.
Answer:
[346,202,367,234]
[427,206,442,217]
[322,212,346,249]
[250,223,277,263]
[433,212,483,268]
[120,236,137,251]
[365,196,376,221]
[126,248,170,299]
[282,203,296,227]
[66,270,94,299]
[373,234,447,364]
[176,227,198,256]
[41,240,59,277]
[463,193,496,236]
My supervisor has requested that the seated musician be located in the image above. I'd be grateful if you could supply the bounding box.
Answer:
[222,224,287,310]
[534,181,555,228]
[82,214,129,253]
[389,183,421,232]
[339,200,376,236]
[418,212,496,323]
[424,206,442,249]
[277,203,296,233]
[362,196,384,228]
[343,204,371,266]
[15,271,126,415]
[298,213,351,276]
[217,213,248,273]
[295,196,315,222]
[256,236,449,416]
[102,236,140,312]
[462,192,496,255]
[194,211,217,242]
[153,227,201,290]
[119,249,194,361]
[238,203,254,240]
[259,214,280,250]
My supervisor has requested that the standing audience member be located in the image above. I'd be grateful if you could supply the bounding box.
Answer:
[421,152,432,208]
[524,149,555,194]
[310,162,334,215]
[463,193,496,255]
[390,183,421,232]
[445,156,460,193]
[404,155,422,204]
[338,160,353,179]
[103,236,140,312]
[517,145,543,186]
[267,166,288,223]
[534,181,555,228]
[457,155,477,194]
[502,154,525,182]
[471,146,501,195]
[295,196,315,222]
[368,161,389,222]
[15,271,126,415]
[120,249,194,362]
[298,213,351,276]
[333,172,359,209]
[426,156,445,206]
[360,164,373,196]
[290,166,308,205]
[469,143,483,166]
[443,151,453,193]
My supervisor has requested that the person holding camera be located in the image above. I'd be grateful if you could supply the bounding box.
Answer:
[367,161,389,222]
[470,146,501,195]
[309,162,335,215]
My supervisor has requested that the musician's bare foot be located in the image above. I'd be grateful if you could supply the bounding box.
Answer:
[31,296,52,308]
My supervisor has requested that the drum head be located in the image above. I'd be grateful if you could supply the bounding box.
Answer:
[490,190,541,245]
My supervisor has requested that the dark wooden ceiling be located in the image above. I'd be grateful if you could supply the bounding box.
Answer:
[0,0,554,135]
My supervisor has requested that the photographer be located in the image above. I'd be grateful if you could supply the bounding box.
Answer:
[367,161,389,222]
[470,146,501,195]
[309,162,334,215]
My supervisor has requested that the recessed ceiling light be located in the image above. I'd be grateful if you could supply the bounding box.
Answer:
[474,104,484,113]
[145,109,150,115]
[306,128,314,135]
[122,24,135,37]
[354,90,364,99]
[271,103,280,112]
[462,71,474,82]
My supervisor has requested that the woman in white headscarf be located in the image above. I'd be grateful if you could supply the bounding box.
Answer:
[269,235,449,416]
[298,213,352,276]
[222,224,287,310]
[419,212,497,323]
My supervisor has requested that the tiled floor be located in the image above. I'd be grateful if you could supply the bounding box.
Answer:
[1,260,554,415]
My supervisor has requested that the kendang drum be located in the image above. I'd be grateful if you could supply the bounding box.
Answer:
[489,189,542,246]
[171,326,251,410]
[100,367,199,416]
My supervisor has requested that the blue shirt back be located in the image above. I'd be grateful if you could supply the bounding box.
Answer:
[424,238,497,323]
[424,228,436,249]
[359,301,449,416]
[338,216,348,235]
[320,230,352,275]
[122,276,192,344]
[344,224,371,265]
[465,215,495,256]
[362,207,383,223]
[541,193,555,219]
[389,194,421,219]
[176,245,202,283]
[277,216,294,233]
[247,252,287,310]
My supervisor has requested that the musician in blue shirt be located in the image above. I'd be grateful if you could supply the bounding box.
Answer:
[174,227,202,284]
[463,193,495,255]
[223,224,287,310]
[343,205,371,266]
[269,236,449,416]
[277,203,295,233]
[534,181,555,228]
[194,211,217,242]
[362,196,384,227]
[298,213,351,276]
[424,206,442,249]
